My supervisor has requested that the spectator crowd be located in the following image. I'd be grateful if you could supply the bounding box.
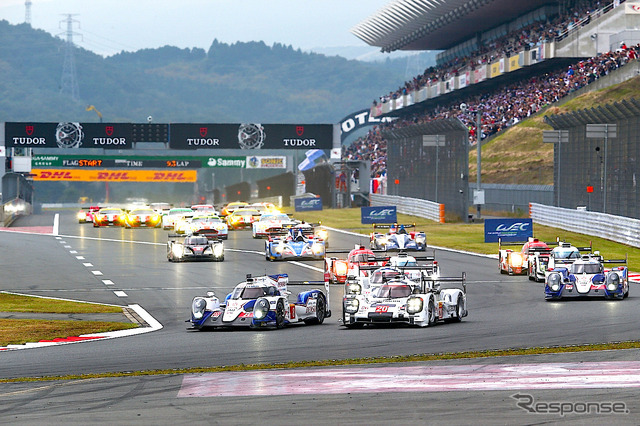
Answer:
[343,0,636,180]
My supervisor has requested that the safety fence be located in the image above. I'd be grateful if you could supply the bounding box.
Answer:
[370,194,445,223]
[530,203,640,248]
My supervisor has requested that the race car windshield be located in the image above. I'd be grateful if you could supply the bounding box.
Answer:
[185,237,208,245]
[370,270,403,284]
[239,287,268,299]
[349,253,372,263]
[99,209,121,214]
[393,259,417,267]
[262,214,288,221]
[373,284,412,298]
[553,248,580,259]
[132,209,154,215]
[235,210,259,217]
[571,263,603,274]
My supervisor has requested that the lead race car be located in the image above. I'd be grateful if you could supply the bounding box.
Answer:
[342,263,467,328]
[370,223,426,251]
[167,233,224,262]
[265,227,325,261]
[544,252,628,300]
[187,273,330,330]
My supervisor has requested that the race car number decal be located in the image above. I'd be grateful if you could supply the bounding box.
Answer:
[375,305,389,313]
[212,311,221,318]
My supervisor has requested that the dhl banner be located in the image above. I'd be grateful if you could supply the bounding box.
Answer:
[31,169,197,182]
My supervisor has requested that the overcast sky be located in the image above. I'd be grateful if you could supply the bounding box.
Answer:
[0,0,394,57]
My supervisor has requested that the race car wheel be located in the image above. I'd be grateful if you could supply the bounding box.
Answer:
[304,294,325,325]
[342,312,363,329]
[275,300,285,329]
[427,299,437,326]
[454,294,464,322]
[499,260,506,274]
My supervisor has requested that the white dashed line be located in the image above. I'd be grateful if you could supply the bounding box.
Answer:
[113,291,128,297]
[82,263,93,267]
[64,245,72,248]
[55,237,62,240]
[69,250,78,254]
[102,280,114,286]
[76,256,85,260]
[91,270,103,276]
[59,241,66,244]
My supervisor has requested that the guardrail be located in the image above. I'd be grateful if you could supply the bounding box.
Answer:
[370,194,445,223]
[530,203,640,248]
[2,198,32,227]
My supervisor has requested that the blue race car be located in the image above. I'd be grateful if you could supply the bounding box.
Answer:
[545,253,629,300]
[188,273,330,330]
[370,224,426,251]
[265,227,326,261]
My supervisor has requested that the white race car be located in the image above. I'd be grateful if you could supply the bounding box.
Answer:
[252,213,298,238]
[342,265,467,328]
[188,273,331,330]
[187,215,228,239]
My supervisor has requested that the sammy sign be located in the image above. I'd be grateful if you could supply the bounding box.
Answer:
[484,218,532,243]
[361,206,397,224]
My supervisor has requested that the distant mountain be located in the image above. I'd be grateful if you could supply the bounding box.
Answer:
[0,20,412,124]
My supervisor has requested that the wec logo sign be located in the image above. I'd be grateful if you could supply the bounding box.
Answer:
[294,197,323,212]
[485,219,533,243]
[495,222,530,232]
[361,206,397,224]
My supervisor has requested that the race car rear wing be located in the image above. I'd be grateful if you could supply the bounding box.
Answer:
[602,253,627,265]
[421,272,467,294]
[372,223,416,229]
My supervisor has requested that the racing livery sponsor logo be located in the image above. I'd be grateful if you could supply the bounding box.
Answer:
[361,206,397,224]
[31,169,197,182]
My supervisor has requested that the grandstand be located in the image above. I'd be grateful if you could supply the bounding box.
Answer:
[344,0,640,219]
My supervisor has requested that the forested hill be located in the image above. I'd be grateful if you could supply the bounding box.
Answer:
[0,20,410,124]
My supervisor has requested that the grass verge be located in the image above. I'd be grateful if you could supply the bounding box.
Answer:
[0,292,124,314]
[0,319,138,346]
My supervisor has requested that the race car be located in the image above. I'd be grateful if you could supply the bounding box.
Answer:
[167,233,224,262]
[219,201,249,218]
[342,265,467,328]
[498,237,551,276]
[370,224,426,251]
[325,245,380,284]
[93,207,125,227]
[187,273,330,330]
[265,227,325,261]
[546,241,592,271]
[527,244,553,282]
[386,251,439,282]
[545,253,628,300]
[123,208,162,228]
[77,206,101,223]
[150,202,173,216]
[252,212,298,238]
[191,204,217,215]
[249,202,280,215]
[162,208,194,230]
[226,208,261,230]
[187,215,228,240]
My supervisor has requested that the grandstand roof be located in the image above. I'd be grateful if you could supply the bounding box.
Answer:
[352,0,553,52]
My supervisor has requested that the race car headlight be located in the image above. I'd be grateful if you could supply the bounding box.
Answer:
[547,273,562,292]
[77,212,86,220]
[510,253,523,267]
[344,298,359,314]
[312,243,324,254]
[415,234,426,243]
[253,298,270,320]
[275,244,284,254]
[171,244,184,258]
[335,261,348,276]
[346,282,362,295]
[406,296,423,315]
[316,229,328,240]
[192,297,207,320]
[213,244,224,257]
[606,273,620,291]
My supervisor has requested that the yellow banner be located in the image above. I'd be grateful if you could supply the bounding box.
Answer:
[31,169,197,182]
[490,61,503,78]
[508,55,521,71]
